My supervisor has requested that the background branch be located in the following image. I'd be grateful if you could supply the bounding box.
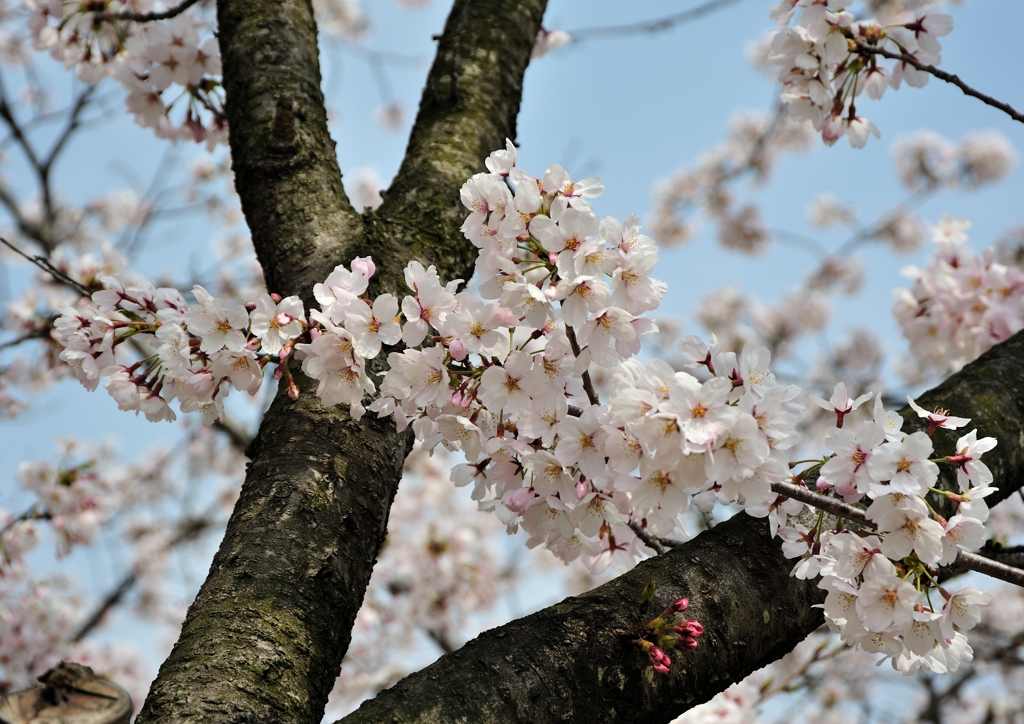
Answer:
[567,0,745,42]
[855,40,1024,125]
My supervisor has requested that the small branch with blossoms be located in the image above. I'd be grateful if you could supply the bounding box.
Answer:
[0,237,94,296]
[93,0,204,24]
[853,40,1024,125]
[770,479,1024,588]
[27,1,227,146]
[768,4,962,147]
[51,142,1012,678]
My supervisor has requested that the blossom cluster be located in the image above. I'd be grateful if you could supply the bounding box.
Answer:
[27,2,225,145]
[780,384,996,675]
[52,145,1002,675]
[768,2,953,147]
[893,130,1018,191]
[650,110,815,250]
[53,278,307,423]
[894,217,1024,374]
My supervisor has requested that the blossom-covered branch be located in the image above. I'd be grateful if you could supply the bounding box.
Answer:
[53,145,1009,678]
[770,480,1024,587]
[854,39,1024,125]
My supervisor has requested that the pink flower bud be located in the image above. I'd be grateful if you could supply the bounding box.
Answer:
[287,379,300,400]
[504,486,536,514]
[270,293,283,303]
[548,251,559,266]
[670,598,689,613]
[575,478,588,499]
[822,114,844,146]
[351,256,376,278]
[274,365,285,380]
[496,307,520,328]
[449,339,468,361]
[677,620,703,637]
[652,662,670,674]
[310,327,321,340]
[544,284,559,301]
[245,301,257,312]
[673,635,698,651]
[648,645,671,669]
[278,341,293,361]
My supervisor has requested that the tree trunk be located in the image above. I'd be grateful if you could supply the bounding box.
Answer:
[136,1,546,722]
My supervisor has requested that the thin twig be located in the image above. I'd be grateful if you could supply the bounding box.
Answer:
[0,505,50,538]
[0,327,50,351]
[93,0,202,23]
[770,480,1024,588]
[628,520,667,555]
[69,514,215,642]
[855,40,1024,125]
[564,324,600,406]
[0,237,92,296]
[569,0,746,41]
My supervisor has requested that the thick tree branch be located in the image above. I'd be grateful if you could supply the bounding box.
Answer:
[371,0,547,290]
[338,329,1024,723]
[340,513,824,724]
[136,1,547,722]
[855,40,1024,125]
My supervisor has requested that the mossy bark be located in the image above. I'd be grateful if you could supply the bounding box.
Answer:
[135,1,546,722]
[340,514,823,724]
[335,329,1024,724]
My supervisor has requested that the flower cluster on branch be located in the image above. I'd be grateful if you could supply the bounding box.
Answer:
[48,144,1011,677]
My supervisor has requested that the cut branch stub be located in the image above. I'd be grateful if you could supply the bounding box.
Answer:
[0,662,132,724]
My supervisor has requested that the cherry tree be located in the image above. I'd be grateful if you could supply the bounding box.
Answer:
[2,0,1024,722]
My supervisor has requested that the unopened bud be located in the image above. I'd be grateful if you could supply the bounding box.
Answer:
[270,292,283,303]
[496,307,520,328]
[449,339,468,361]
[676,620,703,637]
[673,635,698,651]
[245,301,257,312]
[286,378,300,400]
[670,598,689,613]
[648,645,671,669]
[639,580,657,614]
[351,256,376,278]
[278,341,293,361]
[504,486,536,514]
